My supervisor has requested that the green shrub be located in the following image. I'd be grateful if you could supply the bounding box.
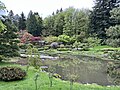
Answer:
[19,44,28,49]
[0,67,26,81]
[44,36,58,44]
[106,39,120,47]
[58,35,70,44]
[108,50,120,60]
[0,55,6,62]
[57,48,70,51]
[107,62,120,84]
[73,41,81,49]
[106,25,120,47]
[38,48,45,51]
[85,37,101,47]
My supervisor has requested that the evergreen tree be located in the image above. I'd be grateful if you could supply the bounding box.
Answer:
[89,0,120,39]
[14,14,20,28]
[8,10,14,21]
[56,9,59,14]
[60,8,63,12]
[27,11,43,36]
[52,12,55,16]
[0,16,19,61]
[106,7,120,47]
[34,12,43,36]
[18,12,26,30]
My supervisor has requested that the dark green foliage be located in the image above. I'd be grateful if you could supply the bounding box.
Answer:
[27,11,43,36]
[7,10,19,29]
[0,16,19,61]
[8,10,14,22]
[18,12,26,30]
[0,67,26,81]
[19,44,28,49]
[89,0,120,39]
[106,7,120,47]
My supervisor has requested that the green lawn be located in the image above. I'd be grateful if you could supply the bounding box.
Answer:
[0,62,120,90]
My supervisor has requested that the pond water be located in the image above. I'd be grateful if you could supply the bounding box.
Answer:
[44,54,118,86]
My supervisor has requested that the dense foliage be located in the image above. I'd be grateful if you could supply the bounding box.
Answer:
[0,16,19,61]
[0,66,26,81]
[18,12,26,30]
[0,2,19,61]
[27,11,43,36]
[89,0,120,40]
[43,7,89,38]
[106,7,120,47]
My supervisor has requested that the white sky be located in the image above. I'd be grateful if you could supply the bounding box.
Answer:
[1,0,94,18]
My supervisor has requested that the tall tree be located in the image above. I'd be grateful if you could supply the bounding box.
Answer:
[106,7,120,47]
[18,12,26,30]
[8,10,14,20]
[54,12,65,36]
[60,8,63,12]
[34,12,43,36]
[0,16,19,61]
[72,9,89,35]
[14,14,20,28]
[43,16,55,36]
[27,11,43,36]
[89,0,120,39]
[63,7,75,36]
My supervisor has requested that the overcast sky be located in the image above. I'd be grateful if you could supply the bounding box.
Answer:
[1,0,94,18]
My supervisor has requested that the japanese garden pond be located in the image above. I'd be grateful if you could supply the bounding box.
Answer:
[43,54,120,86]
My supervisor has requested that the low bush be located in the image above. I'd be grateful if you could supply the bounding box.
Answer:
[57,48,70,51]
[19,44,28,49]
[107,62,120,84]
[85,37,101,47]
[58,35,70,45]
[0,67,26,81]
[0,55,6,62]
[106,39,120,47]
[108,50,120,60]
[44,36,58,44]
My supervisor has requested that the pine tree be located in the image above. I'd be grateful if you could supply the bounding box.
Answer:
[60,8,63,12]
[89,0,120,39]
[0,16,19,61]
[27,11,43,36]
[34,12,43,36]
[18,12,26,30]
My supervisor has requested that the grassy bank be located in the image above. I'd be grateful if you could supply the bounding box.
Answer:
[0,62,120,90]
